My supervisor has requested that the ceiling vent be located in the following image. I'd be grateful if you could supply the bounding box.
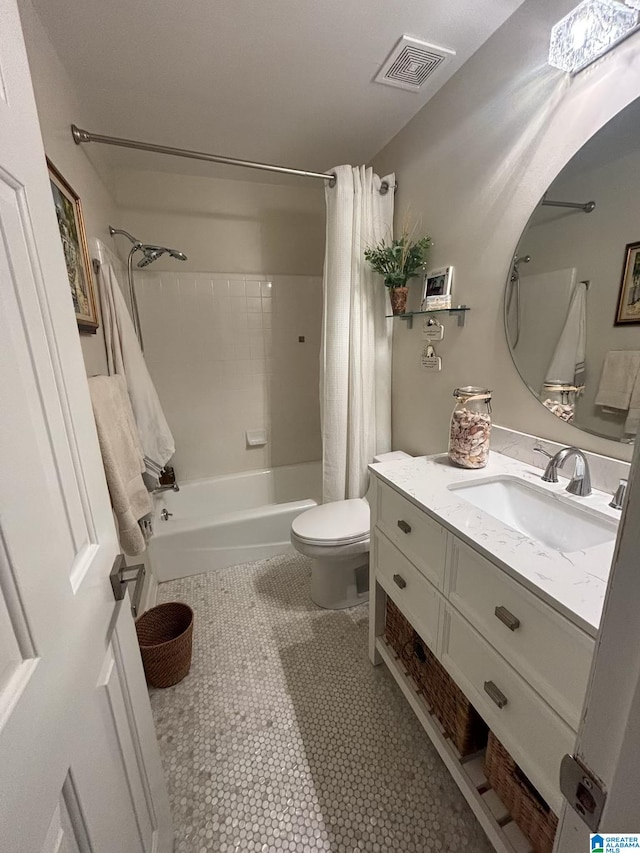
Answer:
[375,35,456,92]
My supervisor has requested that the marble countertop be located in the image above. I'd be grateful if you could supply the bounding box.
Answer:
[370,451,620,638]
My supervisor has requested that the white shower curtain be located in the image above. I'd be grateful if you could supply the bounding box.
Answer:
[320,165,395,503]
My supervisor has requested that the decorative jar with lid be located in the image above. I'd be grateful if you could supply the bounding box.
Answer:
[448,387,492,469]
[542,382,578,423]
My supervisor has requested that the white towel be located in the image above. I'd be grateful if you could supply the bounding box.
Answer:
[544,280,587,388]
[89,375,152,555]
[99,262,175,469]
[595,351,640,411]
[625,365,640,434]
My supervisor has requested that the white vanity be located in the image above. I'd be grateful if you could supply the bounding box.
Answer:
[368,450,620,852]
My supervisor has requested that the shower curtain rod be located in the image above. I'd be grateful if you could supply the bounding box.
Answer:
[541,195,596,213]
[71,125,397,194]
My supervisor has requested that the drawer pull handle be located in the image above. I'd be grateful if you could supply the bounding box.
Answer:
[397,519,412,534]
[495,605,520,631]
[484,680,508,709]
[393,574,407,590]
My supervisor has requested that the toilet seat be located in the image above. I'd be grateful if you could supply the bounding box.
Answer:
[291,498,369,547]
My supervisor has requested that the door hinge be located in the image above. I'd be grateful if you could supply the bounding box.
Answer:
[110,555,146,617]
[560,753,606,831]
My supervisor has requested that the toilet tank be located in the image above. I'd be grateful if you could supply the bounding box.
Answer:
[372,450,412,464]
[366,451,412,501]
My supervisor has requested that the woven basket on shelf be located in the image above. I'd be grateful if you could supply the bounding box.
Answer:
[135,602,194,688]
[485,732,558,853]
[385,598,487,756]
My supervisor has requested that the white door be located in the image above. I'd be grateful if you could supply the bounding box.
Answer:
[556,437,640,851]
[0,1,173,850]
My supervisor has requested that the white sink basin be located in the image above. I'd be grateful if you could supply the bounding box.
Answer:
[448,475,617,552]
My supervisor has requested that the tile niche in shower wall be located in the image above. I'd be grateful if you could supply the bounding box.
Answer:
[136,272,323,481]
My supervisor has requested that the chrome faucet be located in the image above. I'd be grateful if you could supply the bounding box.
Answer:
[534,446,592,496]
[153,482,180,493]
[609,478,628,510]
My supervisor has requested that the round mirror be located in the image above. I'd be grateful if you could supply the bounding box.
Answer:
[506,95,640,444]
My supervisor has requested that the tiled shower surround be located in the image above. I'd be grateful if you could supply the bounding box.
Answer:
[136,272,323,481]
[151,553,492,852]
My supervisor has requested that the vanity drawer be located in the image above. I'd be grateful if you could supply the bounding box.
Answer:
[375,530,441,653]
[441,606,575,813]
[377,482,447,588]
[448,538,594,730]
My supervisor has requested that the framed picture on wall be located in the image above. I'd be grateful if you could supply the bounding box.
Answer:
[47,159,99,333]
[615,241,640,325]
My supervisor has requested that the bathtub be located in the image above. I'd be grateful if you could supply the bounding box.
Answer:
[148,461,322,581]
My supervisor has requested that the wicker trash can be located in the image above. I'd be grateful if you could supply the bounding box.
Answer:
[135,602,194,688]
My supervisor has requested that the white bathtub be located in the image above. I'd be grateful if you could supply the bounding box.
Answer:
[148,462,322,581]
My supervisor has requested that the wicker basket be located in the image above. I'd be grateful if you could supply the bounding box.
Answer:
[385,599,487,756]
[135,602,194,688]
[485,732,558,853]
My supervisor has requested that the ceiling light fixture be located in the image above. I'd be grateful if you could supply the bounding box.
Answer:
[549,0,638,74]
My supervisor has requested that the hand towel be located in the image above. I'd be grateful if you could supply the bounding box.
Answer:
[99,262,175,469]
[595,351,640,411]
[625,365,640,434]
[544,280,587,388]
[89,375,152,555]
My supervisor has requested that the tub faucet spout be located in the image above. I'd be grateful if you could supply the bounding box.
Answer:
[154,483,180,493]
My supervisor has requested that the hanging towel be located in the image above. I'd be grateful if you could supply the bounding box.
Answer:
[625,368,640,434]
[89,375,152,556]
[595,351,640,411]
[99,262,175,469]
[544,280,587,388]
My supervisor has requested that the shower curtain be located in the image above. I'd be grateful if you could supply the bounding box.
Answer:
[320,165,395,503]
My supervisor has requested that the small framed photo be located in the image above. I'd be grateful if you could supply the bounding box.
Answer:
[421,266,453,310]
[615,241,640,325]
[47,159,99,333]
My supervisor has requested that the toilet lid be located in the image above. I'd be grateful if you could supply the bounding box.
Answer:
[292,498,370,546]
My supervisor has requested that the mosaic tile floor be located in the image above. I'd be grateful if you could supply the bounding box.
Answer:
[151,552,492,852]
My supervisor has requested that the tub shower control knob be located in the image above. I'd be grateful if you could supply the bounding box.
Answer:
[160,508,173,521]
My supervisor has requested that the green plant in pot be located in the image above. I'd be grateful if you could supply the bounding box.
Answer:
[364,225,432,315]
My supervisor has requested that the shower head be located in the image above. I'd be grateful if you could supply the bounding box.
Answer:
[136,248,164,268]
[515,254,531,266]
[109,225,187,267]
[135,243,188,268]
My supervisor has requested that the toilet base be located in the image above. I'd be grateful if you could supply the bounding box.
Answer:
[310,553,370,609]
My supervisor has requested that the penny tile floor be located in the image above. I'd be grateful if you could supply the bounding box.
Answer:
[150,552,491,852]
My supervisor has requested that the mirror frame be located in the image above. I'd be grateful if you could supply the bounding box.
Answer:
[503,88,640,446]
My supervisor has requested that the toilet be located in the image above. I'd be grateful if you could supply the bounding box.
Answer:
[290,451,412,609]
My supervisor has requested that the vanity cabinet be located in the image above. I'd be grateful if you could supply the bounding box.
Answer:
[370,477,596,851]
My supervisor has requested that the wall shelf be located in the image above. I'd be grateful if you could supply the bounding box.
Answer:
[386,305,470,329]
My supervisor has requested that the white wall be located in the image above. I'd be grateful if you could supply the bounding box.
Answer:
[20,0,327,484]
[372,0,640,463]
[19,0,120,377]
[517,145,640,440]
[113,169,326,275]
[113,169,326,481]
[137,271,322,480]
